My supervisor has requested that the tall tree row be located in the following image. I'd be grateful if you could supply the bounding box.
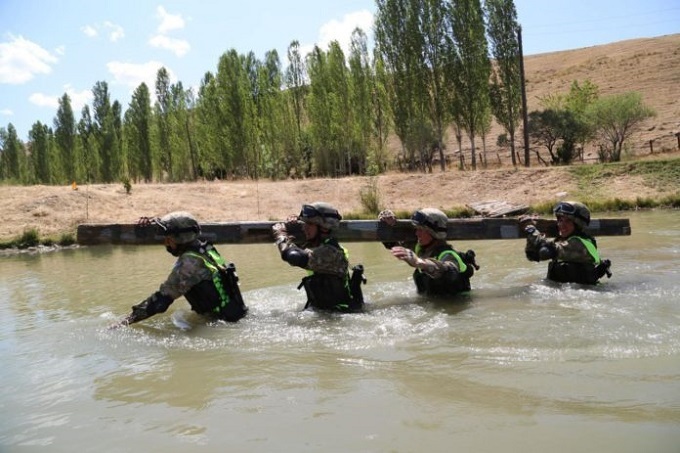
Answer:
[2,0,652,185]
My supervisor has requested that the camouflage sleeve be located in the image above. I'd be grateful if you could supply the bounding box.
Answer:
[307,243,348,277]
[525,229,557,261]
[554,237,595,263]
[418,252,460,279]
[525,229,549,254]
[159,254,212,299]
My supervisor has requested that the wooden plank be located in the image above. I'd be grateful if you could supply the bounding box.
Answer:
[467,200,530,218]
[76,217,631,245]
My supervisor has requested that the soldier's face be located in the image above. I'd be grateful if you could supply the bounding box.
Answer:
[164,236,180,256]
[556,215,575,237]
[415,227,433,247]
[303,222,318,240]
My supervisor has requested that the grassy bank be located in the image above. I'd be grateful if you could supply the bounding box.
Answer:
[0,229,76,251]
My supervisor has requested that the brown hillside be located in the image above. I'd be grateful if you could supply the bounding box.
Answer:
[444,33,680,164]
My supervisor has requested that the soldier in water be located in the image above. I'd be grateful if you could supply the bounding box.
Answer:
[115,211,247,327]
[523,201,612,284]
[378,208,479,298]
[272,202,365,312]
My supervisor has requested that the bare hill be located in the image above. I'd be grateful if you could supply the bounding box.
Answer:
[446,33,680,164]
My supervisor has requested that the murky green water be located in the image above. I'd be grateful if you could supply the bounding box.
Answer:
[1,211,679,452]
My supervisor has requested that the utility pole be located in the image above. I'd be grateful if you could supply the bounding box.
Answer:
[518,26,530,167]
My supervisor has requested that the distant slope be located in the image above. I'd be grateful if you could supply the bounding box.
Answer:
[439,34,680,164]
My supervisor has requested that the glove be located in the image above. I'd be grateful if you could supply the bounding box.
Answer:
[285,214,300,224]
[112,302,150,328]
[391,246,420,268]
[525,225,537,235]
[272,222,287,238]
[519,214,538,229]
[378,209,397,226]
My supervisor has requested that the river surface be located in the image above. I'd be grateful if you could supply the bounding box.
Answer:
[1,211,679,452]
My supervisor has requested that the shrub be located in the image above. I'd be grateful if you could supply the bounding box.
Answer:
[359,177,381,215]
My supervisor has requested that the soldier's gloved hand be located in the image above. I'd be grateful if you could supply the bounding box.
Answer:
[285,214,300,224]
[137,216,160,227]
[519,214,538,228]
[391,246,421,268]
[109,304,149,329]
[378,209,397,227]
[525,225,537,235]
[272,222,288,239]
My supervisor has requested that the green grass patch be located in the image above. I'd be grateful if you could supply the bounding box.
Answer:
[0,229,77,250]
[569,157,680,193]
[528,194,680,215]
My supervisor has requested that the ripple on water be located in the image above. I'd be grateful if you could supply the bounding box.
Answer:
[96,273,680,365]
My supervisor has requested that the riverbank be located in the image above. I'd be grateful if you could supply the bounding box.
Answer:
[1,157,679,247]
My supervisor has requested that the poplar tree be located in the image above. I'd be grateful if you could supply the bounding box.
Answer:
[168,81,193,180]
[155,68,173,181]
[124,82,153,182]
[348,28,373,175]
[422,0,452,171]
[215,49,257,177]
[1,124,22,181]
[327,41,352,175]
[111,100,123,180]
[78,106,98,183]
[257,49,289,179]
[375,0,432,172]
[28,122,52,184]
[241,51,261,179]
[306,45,334,175]
[54,94,78,182]
[92,81,118,182]
[194,72,223,179]
[485,0,522,166]
[369,50,392,173]
[285,40,309,176]
[448,0,492,170]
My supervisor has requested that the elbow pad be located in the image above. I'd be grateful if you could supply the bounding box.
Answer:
[281,247,309,268]
[525,249,541,262]
[538,243,557,260]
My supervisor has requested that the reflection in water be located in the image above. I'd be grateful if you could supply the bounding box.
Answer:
[1,211,679,451]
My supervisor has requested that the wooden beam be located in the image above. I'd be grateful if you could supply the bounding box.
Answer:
[76,218,631,246]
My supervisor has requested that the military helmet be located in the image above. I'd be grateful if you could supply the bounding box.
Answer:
[553,201,591,230]
[299,202,342,230]
[157,211,201,244]
[411,208,448,240]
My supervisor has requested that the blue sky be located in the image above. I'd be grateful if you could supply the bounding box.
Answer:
[1,0,678,141]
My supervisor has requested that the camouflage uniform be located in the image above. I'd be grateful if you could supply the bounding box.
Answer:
[414,241,463,278]
[380,208,477,297]
[160,250,213,298]
[305,240,348,277]
[122,212,247,325]
[524,201,610,284]
[525,230,595,264]
[273,202,363,312]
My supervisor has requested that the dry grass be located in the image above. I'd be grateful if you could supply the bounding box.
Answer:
[2,163,675,241]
